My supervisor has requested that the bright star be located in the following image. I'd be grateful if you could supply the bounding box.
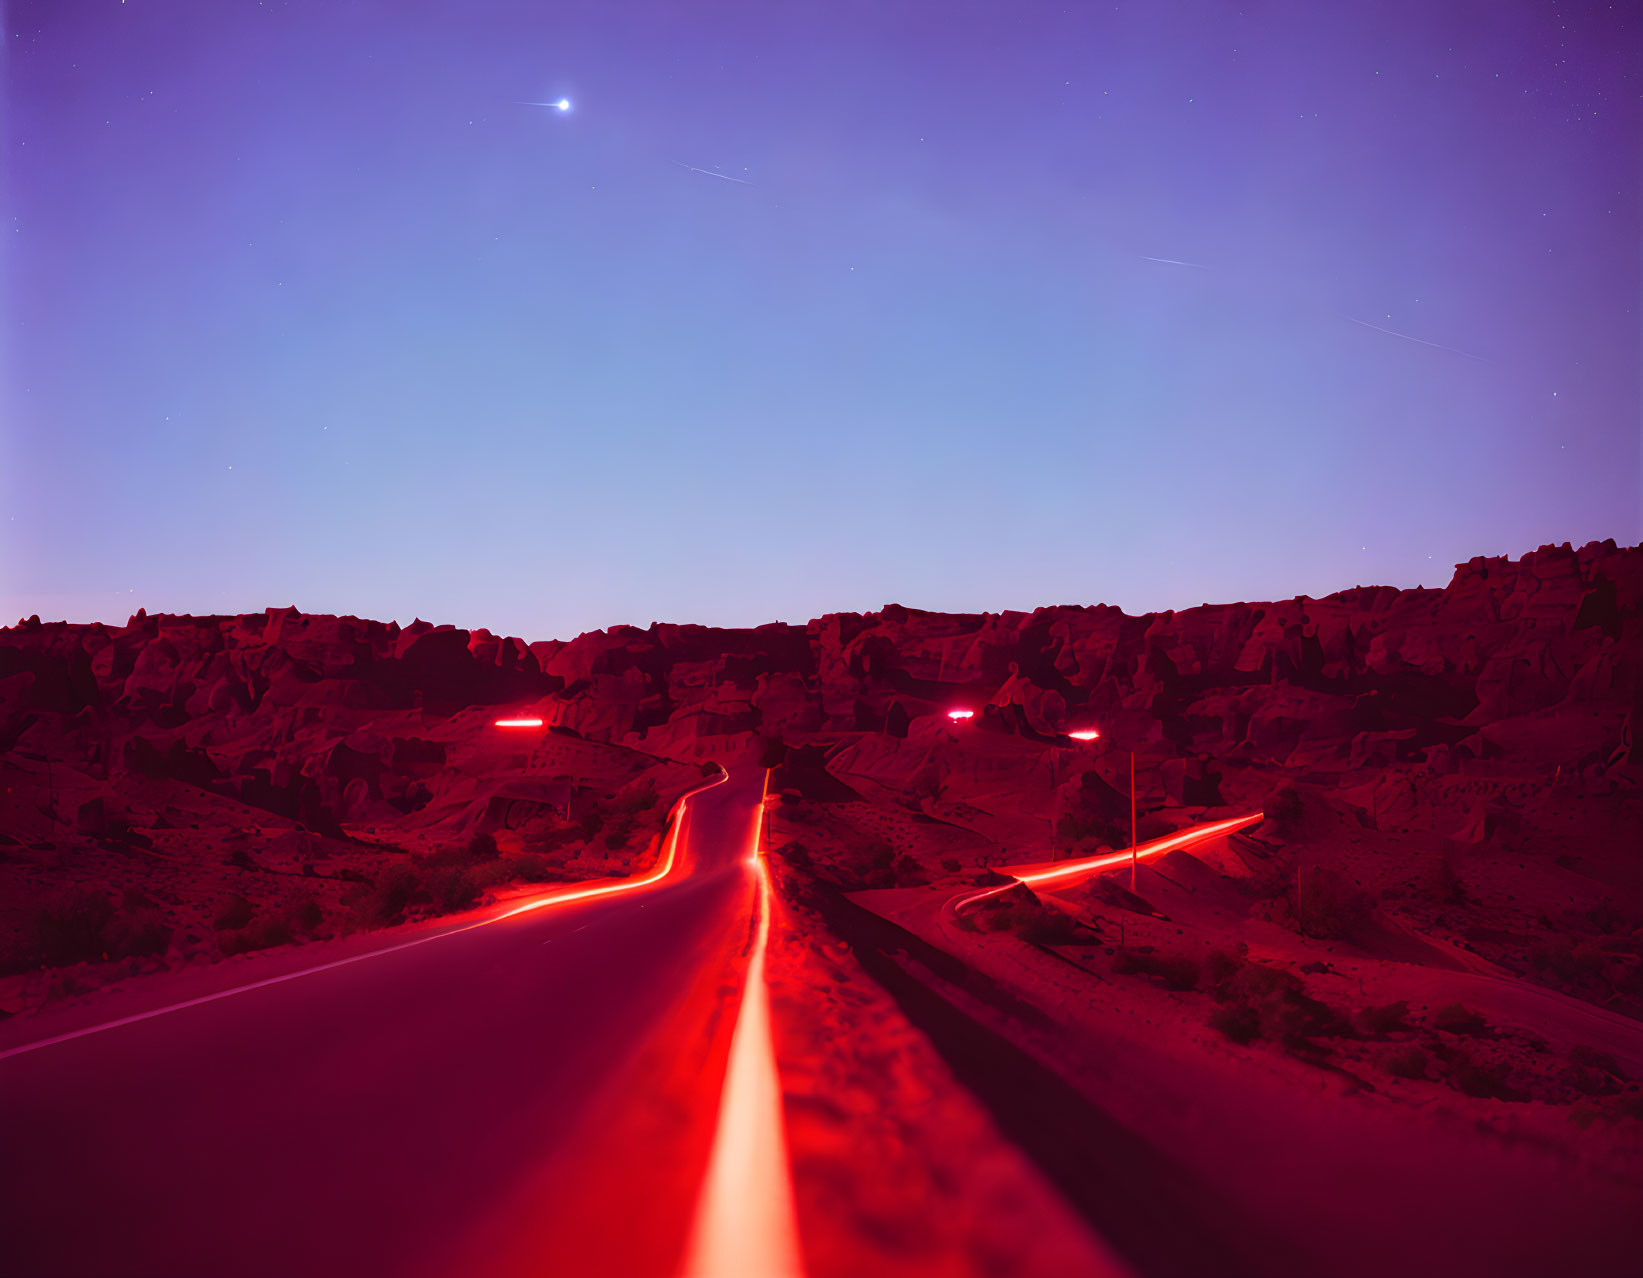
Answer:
[556,98,571,111]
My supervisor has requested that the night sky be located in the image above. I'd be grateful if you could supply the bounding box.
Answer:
[3,1,1638,639]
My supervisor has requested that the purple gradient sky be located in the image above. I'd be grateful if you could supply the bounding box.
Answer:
[2,1,1638,640]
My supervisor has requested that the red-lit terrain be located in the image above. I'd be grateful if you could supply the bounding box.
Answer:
[2,540,1640,1276]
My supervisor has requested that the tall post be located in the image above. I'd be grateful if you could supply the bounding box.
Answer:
[761,767,771,854]
[1129,751,1137,892]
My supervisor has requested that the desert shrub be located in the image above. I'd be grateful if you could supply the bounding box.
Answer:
[1016,906,1084,946]
[1202,945,1249,990]
[1445,1050,1521,1101]
[1265,783,1303,824]
[1611,1090,1643,1121]
[1211,1002,1262,1044]
[1563,1061,1623,1097]
[1296,865,1372,939]
[465,831,500,862]
[1563,1045,1626,1096]
[776,841,812,870]
[1215,962,1350,1045]
[700,760,722,776]
[1055,811,1121,853]
[976,888,1084,945]
[1431,1003,1491,1037]
[1582,901,1629,935]
[1220,962,1303,1003]
[1570,1044,1624,1075]
[1382,1045,1429,1079]
[284,895,323,933]
[507,852,558,883]
[213,893,254,931]
[354,865,424,927]
[893,854,929,886]
[219,917,294,956]
[577,803,608,841]
[1530,936,1610,990]
[615,783,659,815]
[1115,949,1202,991]
[1436,851,1466,904]
[30,888,115,966]
[103,905,172,959]
[1356,1000,1413,1037]
[940,857,962,874]
[1264,989,1351,1044]
[424,866,481,913]
[602,811,637,850]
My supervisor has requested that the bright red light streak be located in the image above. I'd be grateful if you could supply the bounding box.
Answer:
[682,783,804,1278]
[953,811,1265,914]
[1067,729,1100,741]
[947,708,975,721]
[493,717,544,728]
[493,796,694,920]
[0,774,727,1062]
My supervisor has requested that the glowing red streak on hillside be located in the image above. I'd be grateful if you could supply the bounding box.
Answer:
[493,717,544,727]
[953,811,1266,914]
[1067,729,1100,741]
[947,708,975,721]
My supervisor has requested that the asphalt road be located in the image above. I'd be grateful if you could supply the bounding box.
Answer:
[0,770,765,1278]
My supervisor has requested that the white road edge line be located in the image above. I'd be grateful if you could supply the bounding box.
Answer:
[0,772,727,1063]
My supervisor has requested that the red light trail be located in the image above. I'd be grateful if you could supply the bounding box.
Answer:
[947,708,975,721]
[0,772,727,1063]
[493,717,544,728]
[682,771,804,1278]
[952,811,1266,915]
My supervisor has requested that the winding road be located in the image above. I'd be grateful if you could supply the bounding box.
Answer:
[0,769,796,1278]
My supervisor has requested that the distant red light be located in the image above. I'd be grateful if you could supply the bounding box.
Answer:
[1067,729,1100,741]
[947,708,975,721]
[493,717,544,728]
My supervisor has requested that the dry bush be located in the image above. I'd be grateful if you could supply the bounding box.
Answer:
[29,888,115,966]
[1443,1048,1522,1101]
[212,893,253,931]
[506,852,561,883]
[1296,864,1373,939]
[423,866,481,913]
[976,888,1086,946]
[1382,1045,1429,1079]
[1210,960,1351,1049]
[1355,1000,1413,1037]
[1114,949,1202,990]
[24,887,172,967]
[1211,1002,1262,1044]
[1431,1003,1491,1037]
[351,865,423,927]
[1563,1045,1627,1096]
[1202,945,1249,988]
[1265,782,1303,825]
[219,917,293,957]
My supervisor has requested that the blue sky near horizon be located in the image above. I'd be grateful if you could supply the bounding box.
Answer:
[2,0,1638,641]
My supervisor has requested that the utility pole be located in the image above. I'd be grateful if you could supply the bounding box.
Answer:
[761,767,771,854]
[1130,751,1137,892]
